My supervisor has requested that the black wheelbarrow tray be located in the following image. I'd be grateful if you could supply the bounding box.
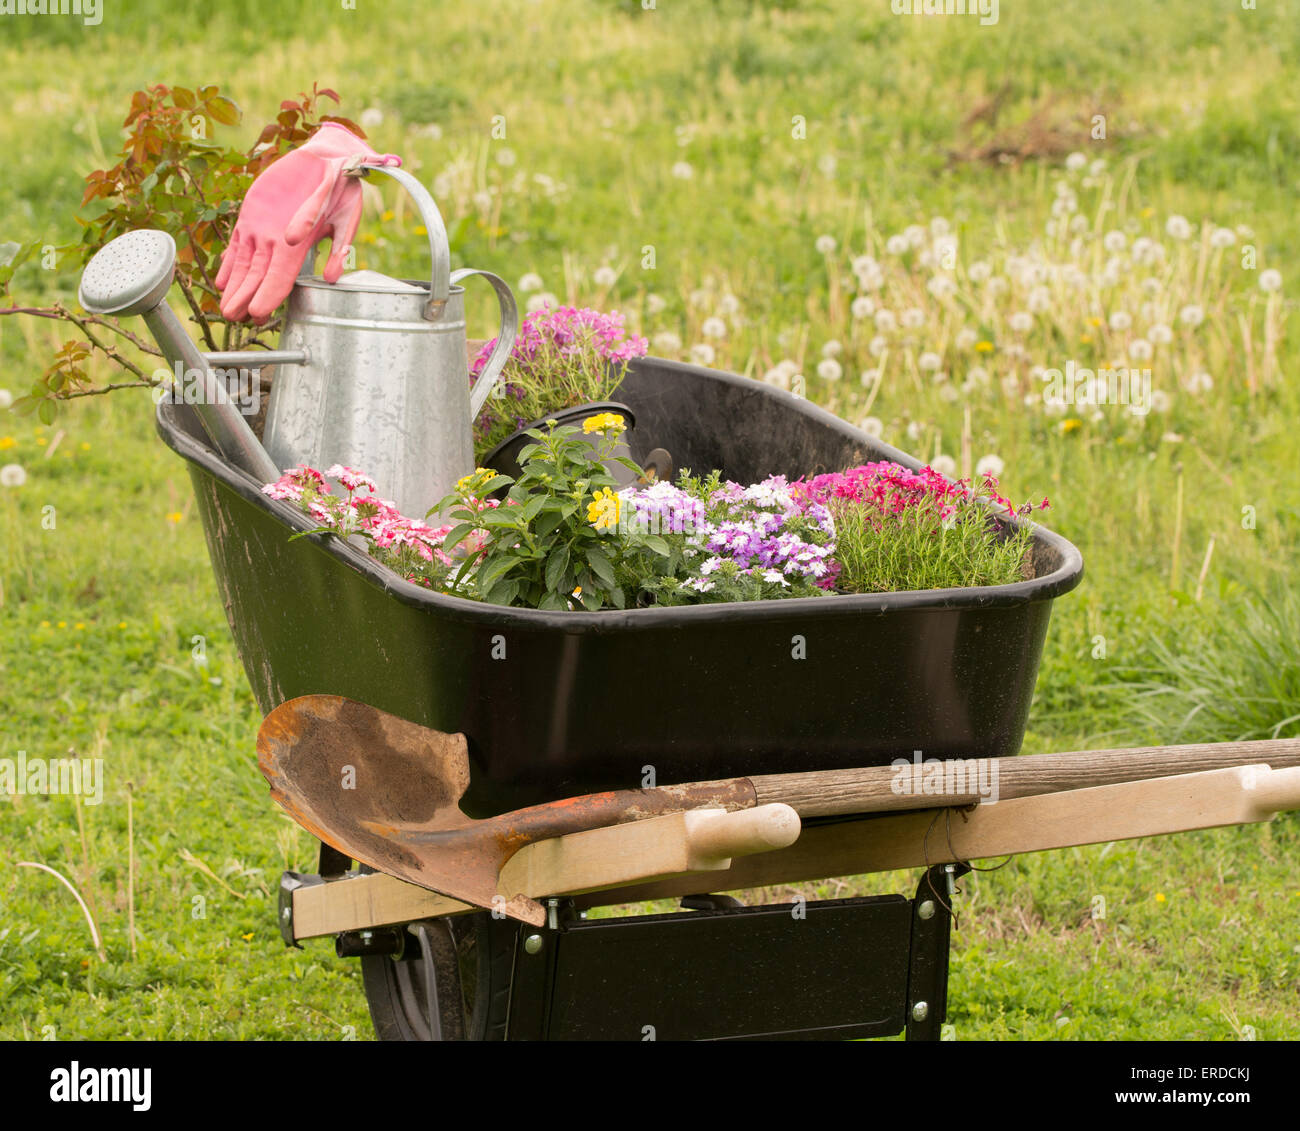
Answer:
[157,355,1084,818]
[158,357,1300,1042]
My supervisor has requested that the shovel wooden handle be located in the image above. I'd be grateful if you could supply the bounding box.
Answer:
[742,737,1300,816]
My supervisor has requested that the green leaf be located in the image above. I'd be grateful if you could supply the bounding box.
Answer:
[208,96,241,126]
[37,399,57,425]
[478,508,522,527]
[545,545,571,592]
[476,554,518,593]
[534,509,564,539]
[538,590,567,611]
[439,523,475,553]
[642,534,671,557]
[479,474,513,494]
[585,547,616,587]
[520,495,546,523]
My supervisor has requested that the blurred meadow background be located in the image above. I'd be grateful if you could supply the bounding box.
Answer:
[1,0,1298,1039]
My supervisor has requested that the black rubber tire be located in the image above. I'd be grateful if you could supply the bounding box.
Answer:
[360,912,514,1041]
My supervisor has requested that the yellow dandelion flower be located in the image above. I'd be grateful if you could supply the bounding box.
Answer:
[586,487,620,530]
[241,932,255,941]
[1141,207,1155,219]
[381,210,395,222]
[413,226,427,236]
[1088,317,1102,327]
[36,437,47,446]
[118,621,127,629]
[582,412,627,435]
[57,620,66,628]
[166,511,183,524]
[1060,418,1082,434]
[1080,334,1093,344]
[1154,892,1166,903]
[975,340,994,353]
[0,436,15,450]
[40,620,50,628]
[74,622,84,630]
[79,442,90,451]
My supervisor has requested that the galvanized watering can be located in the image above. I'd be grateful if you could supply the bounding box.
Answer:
[262,165,518,517]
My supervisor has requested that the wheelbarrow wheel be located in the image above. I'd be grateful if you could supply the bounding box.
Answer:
[361,912,513,1041]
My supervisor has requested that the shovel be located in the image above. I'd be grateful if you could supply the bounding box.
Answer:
[258,695,1300,926]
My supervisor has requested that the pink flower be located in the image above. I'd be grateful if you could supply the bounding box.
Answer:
[324,464,379,494]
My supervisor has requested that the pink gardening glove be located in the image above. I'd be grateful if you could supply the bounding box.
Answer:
[216,122,400,322]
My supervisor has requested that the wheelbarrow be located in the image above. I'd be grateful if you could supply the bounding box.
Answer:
[156,357,1300,1041]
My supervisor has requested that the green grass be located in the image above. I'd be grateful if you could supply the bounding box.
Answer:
[2,0,1299,1040]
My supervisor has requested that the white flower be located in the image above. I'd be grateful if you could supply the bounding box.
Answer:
[1108,310,1132,332]
[821,339,843,358]
[859,369,881,388]
[645,293,667,315]
[904,224,927,249]
[1179,304,1205,327]
[1131,237,1157,265]
[1090,158,1107,177]
[0,463,26,487]
[1210,227,1236,249]
[526,292,559,313]
[688,287,709,307]
[1149,389,1172,413]
[1128,338,1153,362]
[700,316,727,339]
[1182,371,1213,394]
[868,335,889,358]
[850,295,876,320]
[1103,230,1127,253]
[1065,151,1087,172]
[817,153,838,176]
[1260,268,1283,293]
[0,388,12,410]
[986,275,1009,296]
[966,365,990,386]
[885,234,910,256]
[816,358,843,381]
[851,254,879,277]
[917,247,937,270]
[517,272,544,293]
[926,275,957,299]
[938,384,959,403]
[593,265,618,288]
[671,161,694,180]
[1147,323,1173,345]
[1050,195,1077,218]
[975,454,1004,477]
[718,293,742,316]
[495,147,517,167]
[652,330,682,354]
[359,107,384,128]
[472,191,492,212]
[1165,215,1192,240]
[858,415,884,437]
[967,261,992,284]
[1009,311,1033,333]
[1141,277,1162,297]
[689,342,716,366]
[1027,286,1051,314]
[955,327,978,350]
[874,309,897,332]
[815,234,837,255]
[901,307,925,330]
[929,217,951,237]
[1069,215,1090,235]
[412,122,443,140]
[917,351,941,371]
[930,455,957,477]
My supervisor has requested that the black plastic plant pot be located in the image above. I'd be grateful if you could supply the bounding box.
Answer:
[156,357,1083,818]
[482,401,639,487]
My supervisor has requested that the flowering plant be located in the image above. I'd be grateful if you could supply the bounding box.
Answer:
[436,414,670,611]
[620,471,838,605]
[262,464,476,591]
[469,305,648,459]
[795,464,1049,594]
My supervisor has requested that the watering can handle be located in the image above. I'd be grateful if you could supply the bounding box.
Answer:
[454,268,519,421]
[340,162,451,317]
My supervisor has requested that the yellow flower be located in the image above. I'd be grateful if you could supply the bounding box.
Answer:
[1088,317,1102,327]
[586,487,620,530]
[381,210,395,222]
[241,932,255,941]
[0,436,15,450]
[166,511,183,524]
[40,620,50,628]
[1141,207,1155,219]
[1155,892,1166,903]
[79,442,90,451]
[1060,418,1082,434]
[57,621,66,628]
[36,437,47,446]
[413,225,427,236]
[74,622,84,630]
[582,412,627,436]
[1079,334,1093,344]
[456,467,496,493]
[118,622,127,629]
[975,340,994,353]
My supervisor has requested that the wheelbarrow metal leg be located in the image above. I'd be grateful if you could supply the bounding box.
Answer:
[906,863,970,1041]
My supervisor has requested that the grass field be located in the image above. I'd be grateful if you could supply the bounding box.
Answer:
[1,0,1298,1040]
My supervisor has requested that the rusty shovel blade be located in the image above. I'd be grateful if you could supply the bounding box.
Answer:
[257,695,754,926]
